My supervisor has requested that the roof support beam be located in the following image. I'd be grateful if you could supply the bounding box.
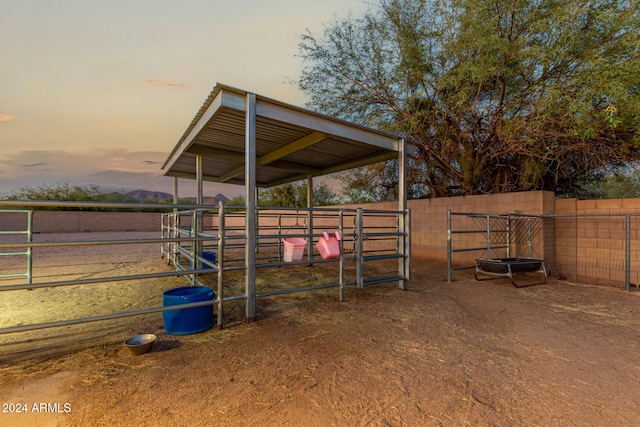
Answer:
[321,151,398,175]
[219,165,245,183]
[258,132,328,165]
[218,131,328,184]
[257,98,397,151]
[267,160,322,175]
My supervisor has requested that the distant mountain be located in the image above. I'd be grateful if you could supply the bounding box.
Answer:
[101,192,138,202]
[179,194,231,205]
[125,190,173,202]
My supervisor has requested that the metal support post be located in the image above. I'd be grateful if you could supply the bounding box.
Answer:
[528,218,533,258]
[245,93,257,321]
[447,210,452,282]
[397,138,408,289]
[277,214,282,263]
[217,200,225,327]
[506,214,511,258]
[195,154,204,272]
[356,208,364,288]
[190,210,198,286]
[307,174,313,263]
[27,210,33,285]
[404,209,412,281]
[339,210,345,301]
[486,215,491,257]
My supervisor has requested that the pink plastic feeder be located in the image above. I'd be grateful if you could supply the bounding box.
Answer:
[316,231,342,260]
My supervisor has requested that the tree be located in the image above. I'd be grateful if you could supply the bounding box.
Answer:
[7,183,103,208]
[258,181,337,207]
[227,195,246,207]
[298,0,640,199]
[6,182,166,211]
[581,167,640,199]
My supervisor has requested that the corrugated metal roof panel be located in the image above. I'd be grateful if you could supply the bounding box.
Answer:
[162,83,403,188]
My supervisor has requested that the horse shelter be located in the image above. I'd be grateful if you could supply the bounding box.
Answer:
[0,83,411,351]
[160,83,411,322]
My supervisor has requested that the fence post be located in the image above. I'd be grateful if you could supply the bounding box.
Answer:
[404,209,412,282]
[217,201,225,327]
[27,210,33,285]
[486,215,491,257]
[626,215,631,292]
[506,214,511,258]
[397,208,408,290]
[527,217,533,258]
[447,210,452,282]
[277,214,282,263]
[356,208,364,288]
[190,210,198,286]
[339,210,345,301]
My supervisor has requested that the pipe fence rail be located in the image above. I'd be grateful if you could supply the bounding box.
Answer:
[0,209,32,285]
[0,200,410,341]
[162,204,411,325]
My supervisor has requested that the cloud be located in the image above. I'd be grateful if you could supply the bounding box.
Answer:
[0,148,244,198]
[0,114,16,122]
[0,148,166,182]
[145,79,185,87]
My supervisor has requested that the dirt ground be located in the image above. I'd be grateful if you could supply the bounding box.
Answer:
[1,232,640,426]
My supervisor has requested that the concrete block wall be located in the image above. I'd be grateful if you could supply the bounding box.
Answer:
[0,211,30,232]
[554,198,639,287]
[0,210,161,233]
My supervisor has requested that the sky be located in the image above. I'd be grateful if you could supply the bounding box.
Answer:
[0,0,368,198]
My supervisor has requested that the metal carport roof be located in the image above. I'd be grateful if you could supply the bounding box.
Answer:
[161,83,405,188]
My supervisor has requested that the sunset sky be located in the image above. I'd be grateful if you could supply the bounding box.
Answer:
[0,0,367,198]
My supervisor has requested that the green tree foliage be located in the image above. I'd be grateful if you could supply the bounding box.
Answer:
[582,167,640,199]
[337,165,401,203]
[227,195,246,207]
[258,181,337,207]
[7,183,161,211]
[7,183,104,209]
[298,0,640,198]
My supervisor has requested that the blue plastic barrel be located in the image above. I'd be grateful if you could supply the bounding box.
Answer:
[162,286,215,335]
[202,251,216,269]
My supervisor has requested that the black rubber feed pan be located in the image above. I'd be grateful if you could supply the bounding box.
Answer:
[475,257,547,287]
[476,258,543,274]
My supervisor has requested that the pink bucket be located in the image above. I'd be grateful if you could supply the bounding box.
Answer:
[283,237,307,262]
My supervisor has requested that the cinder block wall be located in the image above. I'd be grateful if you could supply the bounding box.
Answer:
[553,198,640,287]
[0,211,161,233]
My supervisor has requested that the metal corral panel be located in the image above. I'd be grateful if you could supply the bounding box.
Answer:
[162,83,402,188]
